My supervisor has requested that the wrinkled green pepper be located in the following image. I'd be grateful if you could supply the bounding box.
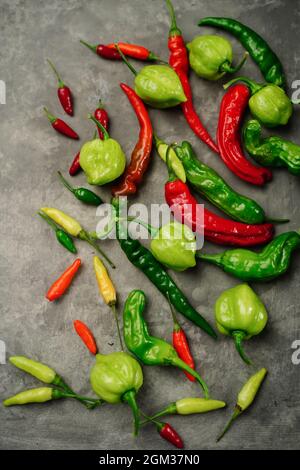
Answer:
[215,284,268,364]
[244,119,300,176]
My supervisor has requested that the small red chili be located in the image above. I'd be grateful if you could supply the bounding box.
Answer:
[47,59,73,116]
[73,320,98,355]
[46,259,81,301]
[80,40,159,61]
[157,422,184,449]
[43,107,79,140]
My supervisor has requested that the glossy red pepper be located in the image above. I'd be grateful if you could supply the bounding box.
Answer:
[46,259,81,301]
[112,84,153,196]
[73,320,98,355]
[217,84,272,185]
[47,59,73,116]
[69,151,81,176]
[44,108,79,140]
[106,42,159,61]
[165,0,218,154]
[158,422,184,449]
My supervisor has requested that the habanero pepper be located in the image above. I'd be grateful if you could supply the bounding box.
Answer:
[46,258,81,301]
[43,107,79,140]
[112,83,153,196]
[73,320,98,355]
[165,0,219,154]
[47,59,73,116]
[112,196,217,338]
[165,145,274,247]
[38,210,77,254]
[217,84,272,186]
[57,171,103,206]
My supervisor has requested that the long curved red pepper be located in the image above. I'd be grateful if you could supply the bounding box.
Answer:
[73,320,98,355]
[80,40,159,61]
[112,83,153,196]
[47,59,73,116]
[44,107,79,140]
[69,103,109,176]
[46,259,81,301]
[165,0,219,154]
[217,84,272,185]
[169,302,195,382]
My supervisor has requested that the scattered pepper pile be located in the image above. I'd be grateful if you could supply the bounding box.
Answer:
[4,0,299,449]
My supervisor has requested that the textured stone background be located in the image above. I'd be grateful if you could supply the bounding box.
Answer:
[0,0,299,450]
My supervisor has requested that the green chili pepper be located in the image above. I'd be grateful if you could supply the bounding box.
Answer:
[123,289,210,398]
[154,135,186,182]
[57,171,103,205]
[38,211,77,254]
[198,17,285,87]
[217,368,267,441]
[187,35,248,81]
[197,230,300,282]
[224,77,293,127]
[3,387,102,407]
[112,196,216,338]
[215,284,268,364]
[90,351,143,436]
[79,115,126,186]
[145,397,226,422]
[243,119,300,176]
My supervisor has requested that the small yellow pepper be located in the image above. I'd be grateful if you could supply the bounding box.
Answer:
[41,207,82,237]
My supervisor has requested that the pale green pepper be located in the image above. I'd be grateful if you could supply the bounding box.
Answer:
[215,284,268,364]
[145,397,226,421]
[79,115,126,185]
[90,351,143,436]
[154,135,186,182]
[187,35,248,81]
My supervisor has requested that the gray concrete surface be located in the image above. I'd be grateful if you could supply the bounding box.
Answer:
[0,0,299,451]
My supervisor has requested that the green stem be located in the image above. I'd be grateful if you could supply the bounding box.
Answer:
[110,303,124,351]
[223,76,262,94]
[195,251,223,267]
[79,230,116,269]
[80,39,97,54]
[216,406,241,442]
[165,0,181,36]
[122,390,140,436]
[127,216,159,238]
[57,171,75,194]
[52,376,102,409]
[88,114,110,140]
[38,210,59,233]
[265,217,289,224]
[168,297,181,332]
[232,331,252,365]
[43,107,56,124]
[115,44,138,76]
[47,59,64,88]
[140,403,177,425]
[220,52,249,74]
[171,357,210,399]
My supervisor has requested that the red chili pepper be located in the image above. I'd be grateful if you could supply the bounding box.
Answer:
[46,259,81,301]
[47,59,73,116]
[69,151,81,176]
[80,40,121,59]
[157,422,184,449]
[164,146,274,247]
[112,84,153,196]
[44,107,79,140]
[169,301,195,382]
[73,320,98,355]
[106,42,160,61]
[217,84,272,185]
[165,0,219,154]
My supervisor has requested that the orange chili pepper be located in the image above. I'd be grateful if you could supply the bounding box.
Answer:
[73,320,98,355]
[46,259,81,301]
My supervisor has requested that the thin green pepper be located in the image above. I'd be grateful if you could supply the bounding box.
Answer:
[123,289,210,398]
[244,120,300,176]
[144,397,226,421]
[217,368,267,441]
[38,211,77,254]
[197,231,300,282]
[112,197,216,338]
[57,171,103,205]
[3,387,102,407]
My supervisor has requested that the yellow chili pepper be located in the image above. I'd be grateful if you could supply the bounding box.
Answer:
[93,256,123,349]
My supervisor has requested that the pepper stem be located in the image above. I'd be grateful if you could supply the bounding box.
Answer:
[168,297,181,332]
[110,303,124,351]
[216,406,241,442]
[165,0,181,36]
[38,210,59,233]
[220,52,249,75]
[115,44,138,76]
[57,171,75,194]
[47,59,64,88]
[80,39,97,54]
[232,331,252,365]
[265,217,290,224]
[43,107,56,123]
[195,251,223,267]
[52,376,102,409]
[79,230,116,269]
[127,216,159,238]
[88,114,110,140]
[171,357,210,399]
[140,403,177,425]
[122,390,140,436]
[223,76,262,94]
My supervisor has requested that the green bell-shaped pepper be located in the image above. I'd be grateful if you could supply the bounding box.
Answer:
[80,115,126,185]
[187,35,247,81]
[90,351,143,435]
[150,221,197,271]
[215,284,268,364]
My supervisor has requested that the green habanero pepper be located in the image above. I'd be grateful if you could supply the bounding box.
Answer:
[150,221,197,271]
[224,76,293,127]
[79,115,126,186]
[187,35,248,81]
[244,119,300,176]
[217,368,267,441]
[215,284,268,365]
[123,290,210,398]
[57,171,103,205]
[38,211,77,254]
[198,230,300,282]
[146,397,226,421]
[90,351,143,436]
[117,46,186,109]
